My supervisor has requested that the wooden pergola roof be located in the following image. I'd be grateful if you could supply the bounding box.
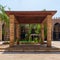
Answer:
[5,11,57,23]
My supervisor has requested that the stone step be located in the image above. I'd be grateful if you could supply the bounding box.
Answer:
[0,45,60,52]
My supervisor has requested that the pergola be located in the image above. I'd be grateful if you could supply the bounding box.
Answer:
[6,11,57,47]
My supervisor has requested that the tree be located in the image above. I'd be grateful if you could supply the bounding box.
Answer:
[0,5,10,41]
[0,4,9,26]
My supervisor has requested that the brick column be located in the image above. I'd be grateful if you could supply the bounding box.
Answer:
[9,15,15,47]
[0,21,2,41]
[47,15,52,47]
[16,23,20,45]
[41,23,44,43]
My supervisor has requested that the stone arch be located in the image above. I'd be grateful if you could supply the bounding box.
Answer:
[0,21,4,41]
[53,23,60,40]
[0,21,9,41]
[2,23,5,41]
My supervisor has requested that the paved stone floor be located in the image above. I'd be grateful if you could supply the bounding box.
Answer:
[52,41,60,48]
[0,41,60,60]
[0,51,60,60]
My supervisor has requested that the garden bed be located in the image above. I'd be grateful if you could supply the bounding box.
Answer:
[19,41,39,44]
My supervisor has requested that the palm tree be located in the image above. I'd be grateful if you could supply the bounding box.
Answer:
[0,4,9,26]
[0,5,10,41]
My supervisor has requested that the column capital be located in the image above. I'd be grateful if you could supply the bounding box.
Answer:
[46,15,52,22]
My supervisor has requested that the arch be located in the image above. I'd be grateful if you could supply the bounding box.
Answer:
[2,24,5,41]
[53,23,60,40]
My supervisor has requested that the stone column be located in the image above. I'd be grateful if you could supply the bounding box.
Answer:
[47,15,52,47]
[9,15,15,47]
[41,23,44,43]
[16,23,20,45]
[0,21,2,41]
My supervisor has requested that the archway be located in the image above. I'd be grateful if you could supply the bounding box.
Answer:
[2,24,5,41]
[53,23,60,40]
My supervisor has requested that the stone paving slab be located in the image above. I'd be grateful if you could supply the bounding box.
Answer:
[0,51,60,60]
[52,41,60,48]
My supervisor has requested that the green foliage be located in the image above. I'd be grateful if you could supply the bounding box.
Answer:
[20,24,41,44]
[0,4,9,26]
[0,5,10,38]
[36,24,41,33]
[34,38,38,43]
[29,24,41,34]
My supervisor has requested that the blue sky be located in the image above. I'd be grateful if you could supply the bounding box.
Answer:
[0,0,60,17]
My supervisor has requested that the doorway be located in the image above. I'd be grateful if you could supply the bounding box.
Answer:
[53,23,60,41]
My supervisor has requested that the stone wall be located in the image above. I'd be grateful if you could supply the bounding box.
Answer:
[52,17,60,40]
[52,17,60,31]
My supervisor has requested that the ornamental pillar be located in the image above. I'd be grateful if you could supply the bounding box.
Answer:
[9,15,15,47]
[47,15,52,47]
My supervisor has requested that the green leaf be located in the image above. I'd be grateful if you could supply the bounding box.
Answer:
[0,4,9,27]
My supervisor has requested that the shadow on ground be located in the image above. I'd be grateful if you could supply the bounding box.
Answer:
[2,51,60,54]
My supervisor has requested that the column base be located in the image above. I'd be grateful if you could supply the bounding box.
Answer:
[47,44,51,47]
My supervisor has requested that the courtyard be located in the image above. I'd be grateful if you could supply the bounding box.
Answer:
[0,51,60,60]
[0,0,60,60]
[0,41,60,60]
